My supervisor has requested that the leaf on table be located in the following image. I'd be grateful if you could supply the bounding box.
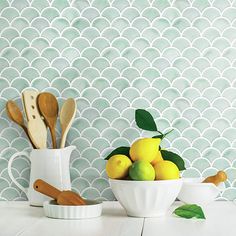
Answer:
[135,109,158,131]
[104,146,130,160]
[161,150,186,171]
[173,204,206,219]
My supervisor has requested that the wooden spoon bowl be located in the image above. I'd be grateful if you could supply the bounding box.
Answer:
[60,98,76,148]
[37,92,58,149]
[6,100,36,148]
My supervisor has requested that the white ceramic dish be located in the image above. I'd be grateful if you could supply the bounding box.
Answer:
[109,179,182,217]
[178,177,225,206]
[43,200,102,219]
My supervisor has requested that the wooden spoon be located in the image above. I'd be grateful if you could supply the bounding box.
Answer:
[60,98,76,148]
[6,100,36,148]
[202,171,227,186]
[33,179,86,206]
[37,92,58,149]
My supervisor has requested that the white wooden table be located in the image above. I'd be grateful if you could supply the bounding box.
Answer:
[1,201,236,236]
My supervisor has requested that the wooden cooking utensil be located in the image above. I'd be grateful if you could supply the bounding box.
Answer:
[202,171,227,186]
[22,90,47,149]
[60,98,76,148]
[6,100,36,148]
[22,90,41,121]
[27,120,47,149]
[33,179,86,206]
[37,92,58,149]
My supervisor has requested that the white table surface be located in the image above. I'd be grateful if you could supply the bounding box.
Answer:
[143,201,236,236]
[1,201,236,236]
[0,201,143,236]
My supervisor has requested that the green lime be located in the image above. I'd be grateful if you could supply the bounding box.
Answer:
[129,160,155,181]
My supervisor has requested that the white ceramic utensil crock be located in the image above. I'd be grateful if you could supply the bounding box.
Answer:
[8,146,75,206]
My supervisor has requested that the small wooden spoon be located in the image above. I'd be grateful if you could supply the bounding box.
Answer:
[202,171,227,186]
[60,98,76,148]
[6,101,36,148]
[33,179,86,206]
[37,92,58,149]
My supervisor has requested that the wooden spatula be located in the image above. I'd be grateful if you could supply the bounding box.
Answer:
[60,98,76,148]
[6,100,36,148]
[22,90,47,149]
[33,179,86,206]
[22,90,41,121]
[202,171,227,186]
[37,92,58,149]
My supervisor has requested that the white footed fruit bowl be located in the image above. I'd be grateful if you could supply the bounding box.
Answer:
[109,179,182,217]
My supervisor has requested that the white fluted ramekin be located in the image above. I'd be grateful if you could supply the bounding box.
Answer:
[43,200,102,219]
[109,179,182,217]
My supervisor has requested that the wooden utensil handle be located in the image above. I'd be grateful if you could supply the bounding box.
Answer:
[202,171,227,186]
[33,179,61,200]
[50,126,57,149]
[22,125,37,149]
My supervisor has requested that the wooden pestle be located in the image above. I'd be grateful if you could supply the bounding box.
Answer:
[33,179,86,206]
[202,171,227,186]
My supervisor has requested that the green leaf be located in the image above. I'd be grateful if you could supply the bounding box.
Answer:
[173,204,206,219]
[152,134,164,139]
[161,150,186,170]
[135,109,158,131]
[152,129,174,140]
[104,146,130,160]
[162,129,174,138]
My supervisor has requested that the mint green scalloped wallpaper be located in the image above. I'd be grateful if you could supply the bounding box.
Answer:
[0,0,236,201]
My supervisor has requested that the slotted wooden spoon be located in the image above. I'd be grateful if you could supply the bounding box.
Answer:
[22,90,47,149]
[37,92,58,149]
[33,179,86,206]
[60,98,76,148]
[6,100,36,148]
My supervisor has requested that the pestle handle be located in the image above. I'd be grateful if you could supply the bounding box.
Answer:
[33,179,61,200]
[202,171,227,186]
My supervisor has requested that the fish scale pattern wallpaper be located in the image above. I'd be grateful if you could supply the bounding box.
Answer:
[0,0,236,201]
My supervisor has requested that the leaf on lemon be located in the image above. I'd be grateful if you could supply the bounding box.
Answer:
[152,129,174,140]
[173,204,206,219]
[161,150,186,170]
[104,147,130,160]
[135,109,158,131]
[152,134,164,139]
[162,129,174,138]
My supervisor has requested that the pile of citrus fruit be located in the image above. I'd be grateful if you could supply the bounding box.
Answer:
[106,137,180,181]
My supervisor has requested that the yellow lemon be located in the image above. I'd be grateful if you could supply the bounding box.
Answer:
[129,138,161,163]
[154,160,179,180]
[151,150,163,166]
[106,155,132,179]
